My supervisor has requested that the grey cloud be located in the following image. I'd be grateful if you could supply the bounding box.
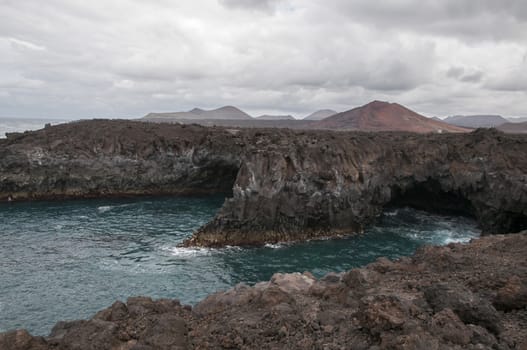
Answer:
[446,67,464,79]
[486,75,527,92]
[0,0,526,119]
[333,0,527,41]
[460,71,484,83]
[446,67,484,83]
[219,0,281,12]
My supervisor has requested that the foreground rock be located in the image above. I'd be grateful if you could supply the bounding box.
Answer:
[1,120,526,246]
[2,232,526,349]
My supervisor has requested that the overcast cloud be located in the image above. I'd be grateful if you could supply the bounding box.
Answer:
[1,0,526,118]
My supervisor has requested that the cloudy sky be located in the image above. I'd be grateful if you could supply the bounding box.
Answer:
[1,0,527,119]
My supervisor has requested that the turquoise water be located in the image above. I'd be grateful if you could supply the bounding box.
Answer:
[0,196,479,335]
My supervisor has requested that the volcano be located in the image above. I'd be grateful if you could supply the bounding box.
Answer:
[314,101,468,133]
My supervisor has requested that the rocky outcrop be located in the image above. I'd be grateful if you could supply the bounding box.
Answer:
[1,121,526,246]
[188,128,527,246]
[0,120,244,199]
[2,232,526,349]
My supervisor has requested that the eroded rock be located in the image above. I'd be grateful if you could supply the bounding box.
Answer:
[1,121,526,246]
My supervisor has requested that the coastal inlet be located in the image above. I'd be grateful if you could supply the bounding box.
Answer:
[0,195,479,335]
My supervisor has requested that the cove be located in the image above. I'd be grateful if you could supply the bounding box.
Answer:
[0,196,478,335]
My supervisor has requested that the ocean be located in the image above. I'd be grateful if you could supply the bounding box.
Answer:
[0,117,74,138]
[0,196,479,335]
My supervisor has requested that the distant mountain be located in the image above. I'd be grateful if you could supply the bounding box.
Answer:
[304,109,338,121]
[144,106,252,120]
[497,122,527,134]
[507,117,527,123]
[189,108,205,115]
[443,115,509,128]
[313,101,467,133]
[256,115,296,121]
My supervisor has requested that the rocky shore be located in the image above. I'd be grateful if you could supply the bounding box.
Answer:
[2,231,526,349]
[1,120,526,246]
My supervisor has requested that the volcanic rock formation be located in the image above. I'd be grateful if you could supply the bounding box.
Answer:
[314,101,468,133]
[1,121,526,247]
[2,232,526,349]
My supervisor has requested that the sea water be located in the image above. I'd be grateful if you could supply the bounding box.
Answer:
[0,117,73,138]
[0,196,479,335]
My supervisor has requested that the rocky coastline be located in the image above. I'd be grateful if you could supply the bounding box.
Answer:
[1,120,526,246]
[1,120,527,348]
[1,231,526,349]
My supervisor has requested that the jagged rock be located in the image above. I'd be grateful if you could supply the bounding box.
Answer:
[424,283,502,335]
[1,120,526,247]
[430,308,472,345]
[0,330,48,350]
[494,275,527,311]
[359,294,412,334]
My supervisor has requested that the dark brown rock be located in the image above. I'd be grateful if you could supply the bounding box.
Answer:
[424,283,502,334]
[0,330,48,350]
[430,308,472,345]
[494,276,527,311]
[1,121,526,247]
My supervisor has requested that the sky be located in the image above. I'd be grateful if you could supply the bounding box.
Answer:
[1,0,527,119]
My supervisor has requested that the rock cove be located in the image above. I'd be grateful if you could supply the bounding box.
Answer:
[1,231,526,349]
[1,120,526,246]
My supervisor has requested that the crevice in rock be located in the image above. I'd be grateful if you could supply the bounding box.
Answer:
[503,212,527,234]
[192,160,240,197]
[387,179,476,218]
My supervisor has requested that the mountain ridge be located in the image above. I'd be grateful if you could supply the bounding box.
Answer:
[444,115,509,128]
[256,114,296,121]
[304,109,338,120]
[144,105,252,120]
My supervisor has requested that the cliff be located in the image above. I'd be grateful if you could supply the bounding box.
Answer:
[188,128,526,246]
[1,121,526,246]
[2,232,526,349]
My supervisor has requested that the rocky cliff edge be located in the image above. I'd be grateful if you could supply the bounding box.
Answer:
[1,121,526,246]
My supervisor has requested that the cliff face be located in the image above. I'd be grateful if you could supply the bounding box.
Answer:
[0,120,244,199]
[2,232,527,349]
[188,128,527,246]
[1,121,526,246]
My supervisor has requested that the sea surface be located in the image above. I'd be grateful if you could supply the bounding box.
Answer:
[0,117,73,138]
[0,196,480,335]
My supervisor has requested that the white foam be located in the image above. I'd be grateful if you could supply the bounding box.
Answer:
[168,246,212,258]
[443,237,472,244]
[97,206,113,213]
[384,209,399,217]
[97,203,134,213]
[264,243,284,249]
